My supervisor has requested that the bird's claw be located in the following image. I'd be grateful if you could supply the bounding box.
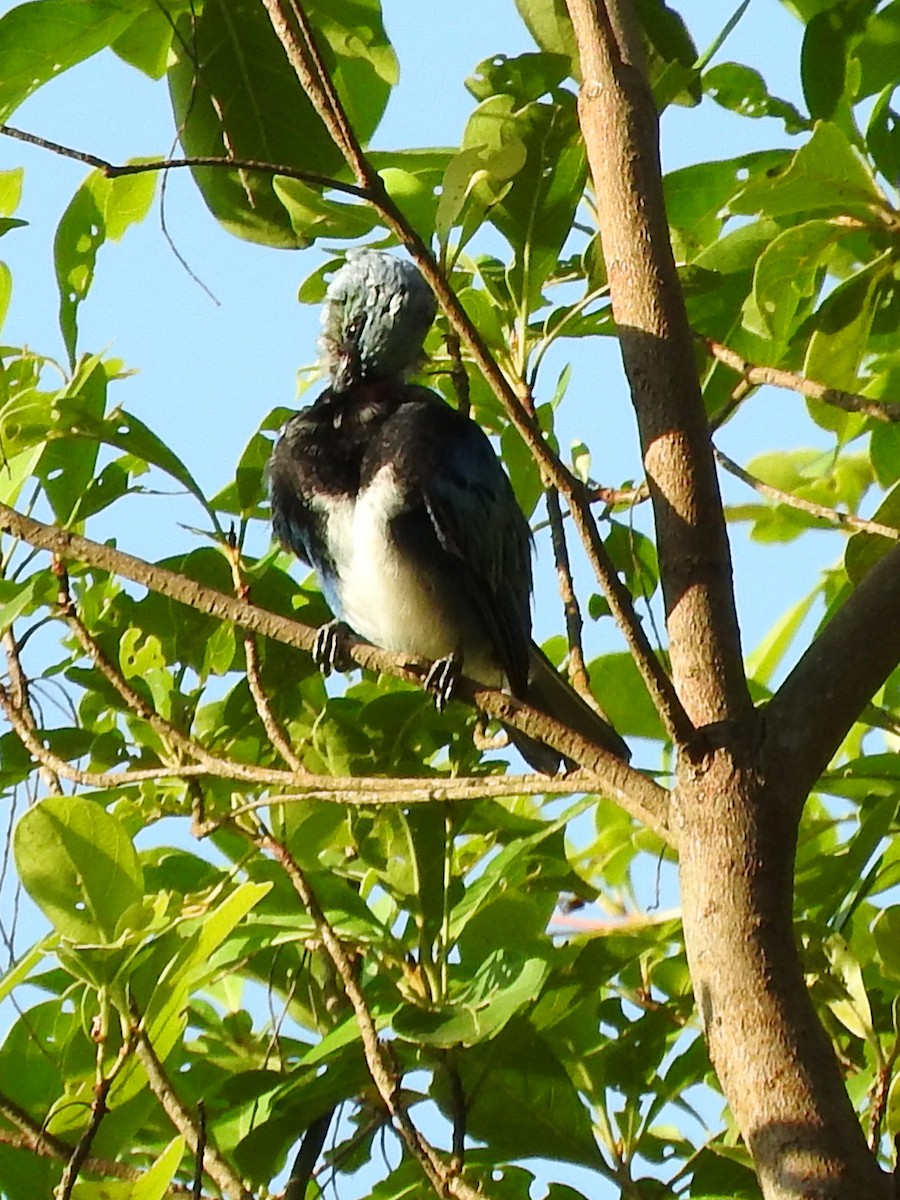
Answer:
[313,620,353,676]
[425,651,462,713]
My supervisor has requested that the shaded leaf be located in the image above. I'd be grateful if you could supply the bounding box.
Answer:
[432,1017,602,1168]
[167,0,396,247]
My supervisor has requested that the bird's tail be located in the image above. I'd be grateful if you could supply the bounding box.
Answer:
[507,645,630,774]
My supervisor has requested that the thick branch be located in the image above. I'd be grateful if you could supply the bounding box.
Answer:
[564,0,751,734]
[0,502,671,838]
[766,541,900,804]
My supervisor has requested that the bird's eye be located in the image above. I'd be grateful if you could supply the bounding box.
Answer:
[345,312,366,343]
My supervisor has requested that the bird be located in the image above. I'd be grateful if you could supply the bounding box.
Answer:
[268,248,629,773]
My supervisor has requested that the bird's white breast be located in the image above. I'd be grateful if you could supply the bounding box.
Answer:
[325,465,458,661]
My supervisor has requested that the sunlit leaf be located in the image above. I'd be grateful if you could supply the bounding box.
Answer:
[0,0,138,121]
[14,795,143,944]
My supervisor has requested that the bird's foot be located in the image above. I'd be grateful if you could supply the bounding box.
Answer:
[473,714,510,752]
[313,620,353,676]
[424,650,462,713]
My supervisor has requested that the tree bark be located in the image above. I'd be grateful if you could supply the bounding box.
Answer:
[564,1,896,1196]
[564,0,750,734]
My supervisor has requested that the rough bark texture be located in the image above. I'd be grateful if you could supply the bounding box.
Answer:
[564,1,897,1196]
[675,762,892,1200]
[565,0,750,733]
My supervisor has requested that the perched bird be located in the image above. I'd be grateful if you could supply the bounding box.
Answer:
[269,248,629,772]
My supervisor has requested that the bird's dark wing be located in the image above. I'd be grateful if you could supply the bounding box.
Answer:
[268,389,368,616]
[373,393,533,695]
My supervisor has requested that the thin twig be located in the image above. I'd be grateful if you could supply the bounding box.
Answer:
[283,1110,334,1200]
[52,560,212,767]
[0,1093,175,1187]
[133,1016,248,1200]
[192,1101,206,1200]
[566,489,694,746]
[445,331,471,418]
[224,540,305,772]
[0,673,671,840]
[704,338,900,424]
[714,448,900,541]
[708,376,754,434]
[589,481,650,506]
[1,628,63,796]
[545,487,600,707]
[0,502,673,836]
[57,1032,137,1200]
[7,55,689,754]
[0,123,371,200]
[443,1053,467,1173]
[255,821,485,1200]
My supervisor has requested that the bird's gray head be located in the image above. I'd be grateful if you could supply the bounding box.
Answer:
[320,249,438,392]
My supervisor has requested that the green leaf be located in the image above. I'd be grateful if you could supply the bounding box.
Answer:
[871,422,900,488]
[873,906,900,979]
[54,170,157,366]
[801,10,846,120]
[111,4,179,80]
[665,150,788,262]
[513,0,578,74]
[167,0,396,248]
[70,1136,186,1200]
[634,0,701,109]
[0,575,47,632]
[0,0,138,121]
[467,51,570,105]
[54,397,212,517]
[604,521,660,600]
[852,0,900,101]
[845,481,900,584]
[867,84,900,183]
[373,148,454,240]
[0,261,11,334]
[0,167,24,216]
[14,795,144,943]
[113,881,273,1105]
[0,217,27,239]
[588,652,667,741]
[0,944,46,1007]
[824,933,874,1040]
[751,219,841,345]
[734,121,882,219]
[40,354,108,524]
[393,951,550,1046]
[747,586,819,686]
[273,177,378,247]
[468,95,585,313]
[804,255,890,399]
[432,1017,602,1168]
